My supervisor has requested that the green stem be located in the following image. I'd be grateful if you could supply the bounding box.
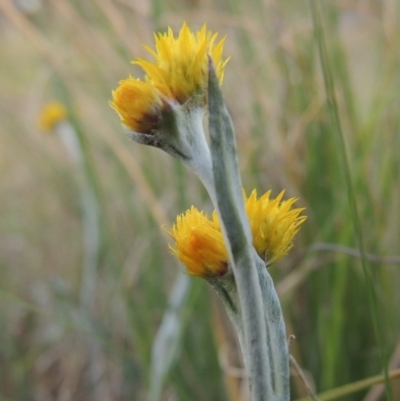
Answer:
[208,57,289,401]
[147,273,192,401]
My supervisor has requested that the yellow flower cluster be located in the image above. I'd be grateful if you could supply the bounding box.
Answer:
[110,23,229,133]
[168,190,306,277]
[38,102,67,132]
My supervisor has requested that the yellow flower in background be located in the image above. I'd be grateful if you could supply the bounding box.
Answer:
[167,207,228,278]
[38,102,67,132]
[168,190,306,277]
[111,22,229,133]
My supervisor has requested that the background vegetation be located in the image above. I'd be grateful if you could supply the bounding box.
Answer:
[1,0,399,400]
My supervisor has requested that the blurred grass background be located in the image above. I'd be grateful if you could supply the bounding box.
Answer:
[1,0,400,400]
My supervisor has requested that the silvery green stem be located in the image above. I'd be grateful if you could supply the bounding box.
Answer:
[147,273,192,401]
[56,121,83,166]
[55,121,100,315]
[55,120,104,399]
[124,99,217,204]
[209,260,290,400]
[208,255,290,400]
[176,106,216,203]
[207,274,247,368]
[207,58,290,401]
[256,258,290,400]
[207,59,273,401]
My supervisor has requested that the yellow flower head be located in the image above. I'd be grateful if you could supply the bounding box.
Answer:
[168,190,306,277]
[110,78,164,133]
[38,102,67,132]
[167,207,229,278]
[111,22,229,133]
[245,190,307,264]
[135,22,229,103]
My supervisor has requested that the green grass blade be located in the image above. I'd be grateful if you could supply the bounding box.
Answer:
[308,1,394,399]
